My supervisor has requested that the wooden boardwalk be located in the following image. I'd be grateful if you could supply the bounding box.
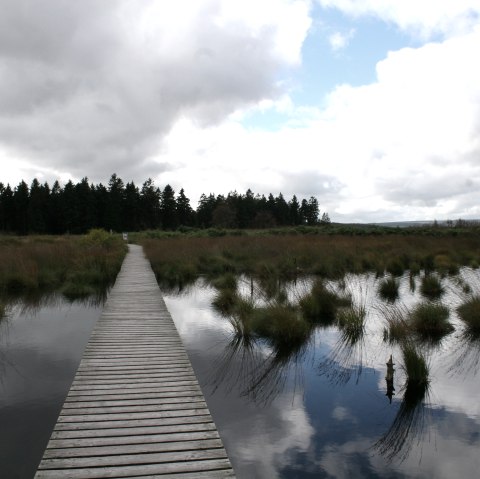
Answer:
[36,244,235,478]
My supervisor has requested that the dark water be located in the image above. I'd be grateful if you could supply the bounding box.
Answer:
[164,272,480,479]
[2,272,480,478]
[0,295,102,479]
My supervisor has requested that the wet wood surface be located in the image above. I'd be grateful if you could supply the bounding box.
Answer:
[35,244,235,478]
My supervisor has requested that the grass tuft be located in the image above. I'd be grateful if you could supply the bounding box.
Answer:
[337,304,366,344]
[457,296,480,335]
[420,274,444,299]
[378,276,400,301]
[402,343,430,389]
[299,280,346,325]
[409,302,453,340]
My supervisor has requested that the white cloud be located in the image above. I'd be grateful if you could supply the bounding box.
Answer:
[328,28,355,51]
[317,0,480,39]
[156,23,480,221]
[0,0,312,184]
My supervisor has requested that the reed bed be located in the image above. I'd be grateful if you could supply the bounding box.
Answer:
[141,233,480,284]
[0,230,127,299]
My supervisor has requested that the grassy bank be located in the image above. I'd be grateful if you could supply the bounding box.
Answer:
[0,229,127,299]
[140,231,480,285]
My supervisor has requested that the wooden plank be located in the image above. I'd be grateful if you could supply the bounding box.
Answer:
[36,459,234,478]
[51,422,217,440]
[35,244,235,478]
[47,430,221,448]
[43,439,225,458]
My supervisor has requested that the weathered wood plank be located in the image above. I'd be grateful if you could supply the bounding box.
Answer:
[43,439,225,458]
[35,244,235,478]
[47,430,221,448]
[51,416,215,438]
[36,459,234,478]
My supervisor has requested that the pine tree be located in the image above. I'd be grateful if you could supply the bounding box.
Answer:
[160,184,177,230]
[176,188,194,227]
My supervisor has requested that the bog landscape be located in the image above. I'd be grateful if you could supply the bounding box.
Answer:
[1,178,480,478]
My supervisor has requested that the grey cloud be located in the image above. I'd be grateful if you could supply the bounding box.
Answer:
[0,0,291,183]
[376,170,479,207]
[279,170,344,198]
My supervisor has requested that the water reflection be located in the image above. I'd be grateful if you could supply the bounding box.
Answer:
[163,273,480,477]
[0,293,103,479]
[374,377,431,463]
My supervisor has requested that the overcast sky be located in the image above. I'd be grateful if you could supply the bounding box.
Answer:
[1,1,480,222]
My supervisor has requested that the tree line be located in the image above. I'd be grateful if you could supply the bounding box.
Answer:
[0,174,330,234]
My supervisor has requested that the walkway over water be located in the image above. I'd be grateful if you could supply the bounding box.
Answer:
[36,244,235,478]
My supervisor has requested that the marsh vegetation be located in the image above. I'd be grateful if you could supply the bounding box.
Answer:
[0,229,127,303]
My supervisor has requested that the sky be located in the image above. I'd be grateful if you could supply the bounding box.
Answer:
[1,0,480,223]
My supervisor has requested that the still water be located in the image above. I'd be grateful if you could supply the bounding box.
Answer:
[0,295,102,479]
[164,271,480,479]
[1,271,480,478]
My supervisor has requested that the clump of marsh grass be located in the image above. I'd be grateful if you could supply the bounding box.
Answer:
[337,303,366,345]
[378,275,400,302]
[210,273,237,291]
[420,274,444,299]
[252,304,312,352]
[299,280,347,326]
[409,301,453,341]
[401,343,430,390]
[457,296,480,336]
[381,304,410,344]
[374,343,430,462]
[212,288,239,315]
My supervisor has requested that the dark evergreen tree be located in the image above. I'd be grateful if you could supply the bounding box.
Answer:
[176,188,194,227]
[106,174,125,232]
[289,195,301,225]
[48,181,63,234]
[274,193,290,225]
[27,179,49,233]
[301,196,319,225]
[13,180,30,234]
[196,193,216,228]
[93,183,109,230]
[0,183,14,232]
[74,178,96,233]
[140,179,160,229]
[124,181,141,231]
[160,184,177,229]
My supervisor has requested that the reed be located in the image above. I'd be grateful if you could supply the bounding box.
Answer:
[420,274,444,299]
[337,303,366,344]
[457,296,480,335]
[381,304,410,343]
[140,232,477,286]
[409,302,453,340]
[0,231,126,298]
[402,343,430,388]
[251,304,311,350]
[299,280,347,325]
[378,276,400,301]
